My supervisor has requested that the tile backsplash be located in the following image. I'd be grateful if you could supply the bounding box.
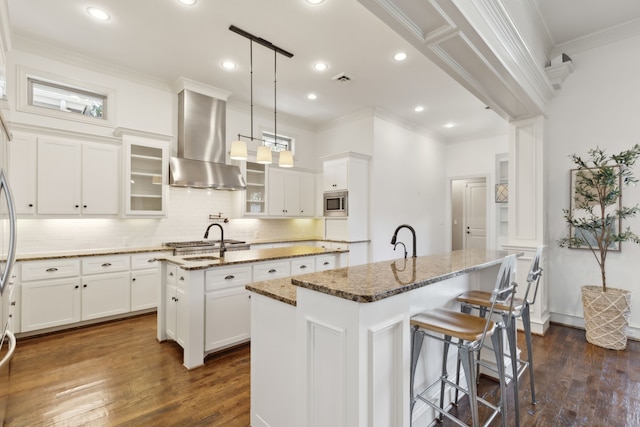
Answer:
[16,187,323,254]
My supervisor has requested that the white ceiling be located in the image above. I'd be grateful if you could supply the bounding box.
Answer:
[5,0,640,142]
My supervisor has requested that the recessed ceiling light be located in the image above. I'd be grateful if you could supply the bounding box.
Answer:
[86,7,110,21]
[178,0,197,5]
[313,62,328,72]
[414,106,424,112]
[394,52,408,62]
[307,93,318,100]
[444,122,456,128]
[221,60,237,70]
[306,0,325,4]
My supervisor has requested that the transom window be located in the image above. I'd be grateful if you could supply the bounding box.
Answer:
[27,78,106,119]
[262,131,294,153]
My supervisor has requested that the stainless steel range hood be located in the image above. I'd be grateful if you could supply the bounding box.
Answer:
[169,89,246,190]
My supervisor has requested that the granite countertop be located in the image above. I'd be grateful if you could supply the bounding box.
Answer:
[249,237,370,245]
[290,249,518,303]
[157,245,348,271]
[246,278,298,306]
[16,246,172,262]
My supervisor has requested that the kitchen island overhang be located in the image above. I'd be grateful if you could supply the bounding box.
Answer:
[247,248,521,427]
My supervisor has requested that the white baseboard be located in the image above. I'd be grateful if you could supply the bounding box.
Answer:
[549,312,640,340]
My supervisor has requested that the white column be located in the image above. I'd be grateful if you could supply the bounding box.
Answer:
[503,116,549,335]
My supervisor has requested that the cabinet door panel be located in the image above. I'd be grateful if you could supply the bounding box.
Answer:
[267,168,286,216]
[299,172,315,217]
[37,138,82,214]
[205,287,251,351]
[131,269,159,311]
[82,143,120,214]
[8,137,37,214]
[165,284,178,341]
[82,272,130,320]
[283,172,300,217]
[21,277,81,332]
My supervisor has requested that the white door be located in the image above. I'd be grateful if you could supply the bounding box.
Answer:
[464,181,487,249]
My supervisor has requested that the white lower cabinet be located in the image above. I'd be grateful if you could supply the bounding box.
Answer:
[81,271,130,320]
[20,252,164,334]
[21,276,81,332]
[205,265,252,352]
[291,258,315,275]
[252,260,291,281]
[165,266,187,347]
[130,253,162,311]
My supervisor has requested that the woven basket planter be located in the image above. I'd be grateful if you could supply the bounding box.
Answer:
[581,285,631,350]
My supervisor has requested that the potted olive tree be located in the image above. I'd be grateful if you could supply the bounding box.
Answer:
[558,144,640,350]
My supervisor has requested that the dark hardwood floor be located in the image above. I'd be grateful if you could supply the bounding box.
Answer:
[5,313,639,426]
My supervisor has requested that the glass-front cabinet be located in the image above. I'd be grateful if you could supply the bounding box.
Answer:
[244,162,266,216]
[123,135,168,216]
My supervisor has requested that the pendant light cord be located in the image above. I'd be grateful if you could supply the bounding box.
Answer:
[250,40,254,141]
[274,50,277,147]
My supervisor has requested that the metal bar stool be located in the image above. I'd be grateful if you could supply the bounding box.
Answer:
[410,255,517,427]
[455,246,543,426]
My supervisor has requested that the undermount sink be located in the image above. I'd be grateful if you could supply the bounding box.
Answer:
[182,255,220,261]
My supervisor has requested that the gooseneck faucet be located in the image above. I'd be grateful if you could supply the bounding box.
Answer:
[203,223,226,257]
[390,224,417,258]
[393,241,408,259]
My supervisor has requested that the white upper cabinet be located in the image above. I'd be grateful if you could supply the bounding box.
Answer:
[267,168,315,217]
[37,138,120,215]
[8,136,37,215]
[323,157,349,191]
[299,172,315,217]
[37,138,82,214]
[123,135,168,217]
[82,143,120,215]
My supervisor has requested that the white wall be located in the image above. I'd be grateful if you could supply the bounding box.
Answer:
[545,34,640,338]
[315,110,374,166]
[370,117,447,261]
[445,134,508,251]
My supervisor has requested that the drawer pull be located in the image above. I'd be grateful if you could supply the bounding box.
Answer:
[148,259,156,263]
[268,269,277,273]
[45,267,58,272]
[299,265,308,269]
[224,275,235,280]
[323,261,330,266]
[102,263,112,267]
[179,276,185,281]
[169,272,174,277]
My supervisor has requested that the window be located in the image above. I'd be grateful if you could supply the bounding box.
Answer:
[261,131,294,153]
[27,78,106,119]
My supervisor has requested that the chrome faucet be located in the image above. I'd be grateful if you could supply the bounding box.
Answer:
[203,223,226,257]
[390,224,416,258]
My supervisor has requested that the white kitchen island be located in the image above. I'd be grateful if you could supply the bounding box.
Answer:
[247,249,518,427]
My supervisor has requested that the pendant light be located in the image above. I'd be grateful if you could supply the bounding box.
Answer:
[229,25,293,167]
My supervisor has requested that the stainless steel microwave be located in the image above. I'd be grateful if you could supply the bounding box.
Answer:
[323,190,348,217]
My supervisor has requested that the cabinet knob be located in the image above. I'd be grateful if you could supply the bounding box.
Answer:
[169,272,174,277]
[10,301,16,306]
[132,278,136,282]
[83,284,87,288]
[75,285,79,289]
[28,203,33,207]
[84,205,87,208]
[75,205,80,208]
[179,276,185,281]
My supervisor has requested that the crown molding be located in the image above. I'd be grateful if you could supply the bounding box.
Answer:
[12,35,172,92]
[550,18,640,59]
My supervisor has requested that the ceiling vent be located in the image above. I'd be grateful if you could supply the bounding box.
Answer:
[332,72,352,82]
